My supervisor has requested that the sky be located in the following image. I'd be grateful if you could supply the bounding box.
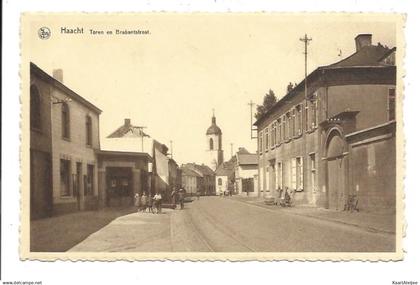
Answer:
[24,14,397,165]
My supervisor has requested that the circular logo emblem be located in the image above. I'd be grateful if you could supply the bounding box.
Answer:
[38,27,51,40]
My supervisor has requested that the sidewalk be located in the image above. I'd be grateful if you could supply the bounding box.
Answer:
[30,207,136,252]
[229,195,396,234]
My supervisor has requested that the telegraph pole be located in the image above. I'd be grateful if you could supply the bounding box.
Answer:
[248,100,257,139]
[300,34,312,100]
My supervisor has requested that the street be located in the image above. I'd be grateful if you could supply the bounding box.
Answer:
[69,197,395,252]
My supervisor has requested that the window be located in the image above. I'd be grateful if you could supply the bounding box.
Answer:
[86,115,92,146]
[61,103,70,139]
[296,157,304,191]
[277,162,283,190]
[282,116,286,141]
[388,88,396,121]
[265,128,269,151]
[276,118,281,145]
[291,109,296,137]
[60,159,71,196]
[209,138,214,150]
[291,158,296,190]
[30,85,41,130]
[310,153,317,193]
[296,104,303,136]
[311,99,318,129]
[304,102,309,131]
[259,131,263,153]
[86,164,94,195]
[218,178,222,186]
[291,157,304,191]
[288,112,293,139]
[271,122,276,148]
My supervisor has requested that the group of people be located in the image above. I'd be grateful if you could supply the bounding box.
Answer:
[134,186,191,214]
[134,192,162,214]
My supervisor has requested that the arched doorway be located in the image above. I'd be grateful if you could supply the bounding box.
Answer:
[326,130,347,211]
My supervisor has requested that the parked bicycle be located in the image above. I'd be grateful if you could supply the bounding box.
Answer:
[277,187,295,207]
[344,194,359,212]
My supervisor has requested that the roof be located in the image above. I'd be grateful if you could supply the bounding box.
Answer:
[237,153,258,166]
[325,45,395,68]
[206,116,222,135]
[215,161,235,176]
[184,163,215,176]
[253,43,396,126]
[181,166,202,177]
[30,62,102,114]
[107,123,150,138]
[237,147,251,155]
[96,150,152,162]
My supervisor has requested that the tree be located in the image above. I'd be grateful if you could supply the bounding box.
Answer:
[254,89,277,120]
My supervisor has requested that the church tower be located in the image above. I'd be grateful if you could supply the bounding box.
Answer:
[206,111,224,171]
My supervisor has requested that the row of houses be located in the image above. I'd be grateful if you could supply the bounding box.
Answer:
[254,34,397,213]
[30,63,180,219]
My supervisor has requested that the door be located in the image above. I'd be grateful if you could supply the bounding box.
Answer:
[75,162,82,210]
[327,157,345,210]
[30,150,52,219]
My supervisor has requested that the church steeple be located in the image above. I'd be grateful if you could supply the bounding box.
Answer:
[206,109,224,171]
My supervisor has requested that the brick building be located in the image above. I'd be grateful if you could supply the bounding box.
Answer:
[254,34,396,212]
[30,63,102,216]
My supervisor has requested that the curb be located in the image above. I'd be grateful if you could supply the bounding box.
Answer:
[228,197,396,235]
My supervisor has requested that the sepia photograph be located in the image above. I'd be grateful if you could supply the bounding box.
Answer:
[20,13,404,260]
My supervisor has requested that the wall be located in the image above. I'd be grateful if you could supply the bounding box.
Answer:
[327,84,394,131]
[216,175,228,195]
[30,74,53,219]
[347,123,396,213]
[50,86,100,214]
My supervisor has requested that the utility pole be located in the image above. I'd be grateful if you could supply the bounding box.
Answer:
[248,100,257,139]
[230,143,233,158]
[300,34,312,100]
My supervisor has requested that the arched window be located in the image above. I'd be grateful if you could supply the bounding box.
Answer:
[218,178,222,186]
[209,138,214,150]
[86,115,92,146]
[30,85,41,130]
[61,103,70,139]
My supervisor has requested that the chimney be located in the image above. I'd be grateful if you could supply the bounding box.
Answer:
[53,69,63,83]
[355,34,372,52]
[124,118,131,126]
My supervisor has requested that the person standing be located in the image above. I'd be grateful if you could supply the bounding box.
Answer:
[153,192,162,214]
[196,190,200,200]
[178,186,185,210]
[147,194,153,213]
[170,187,177,207]
[134,193,141,212]
[140,193,147,212]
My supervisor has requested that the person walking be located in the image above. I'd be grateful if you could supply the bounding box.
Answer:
[178,186,185,210]
[196,190,200,200]
[153,192,163,214]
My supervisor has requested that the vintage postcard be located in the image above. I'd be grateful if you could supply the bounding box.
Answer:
[20,13,405,261]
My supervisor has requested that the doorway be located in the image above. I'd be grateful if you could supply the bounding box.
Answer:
[326,133,346,210]
[106,167,133,207]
